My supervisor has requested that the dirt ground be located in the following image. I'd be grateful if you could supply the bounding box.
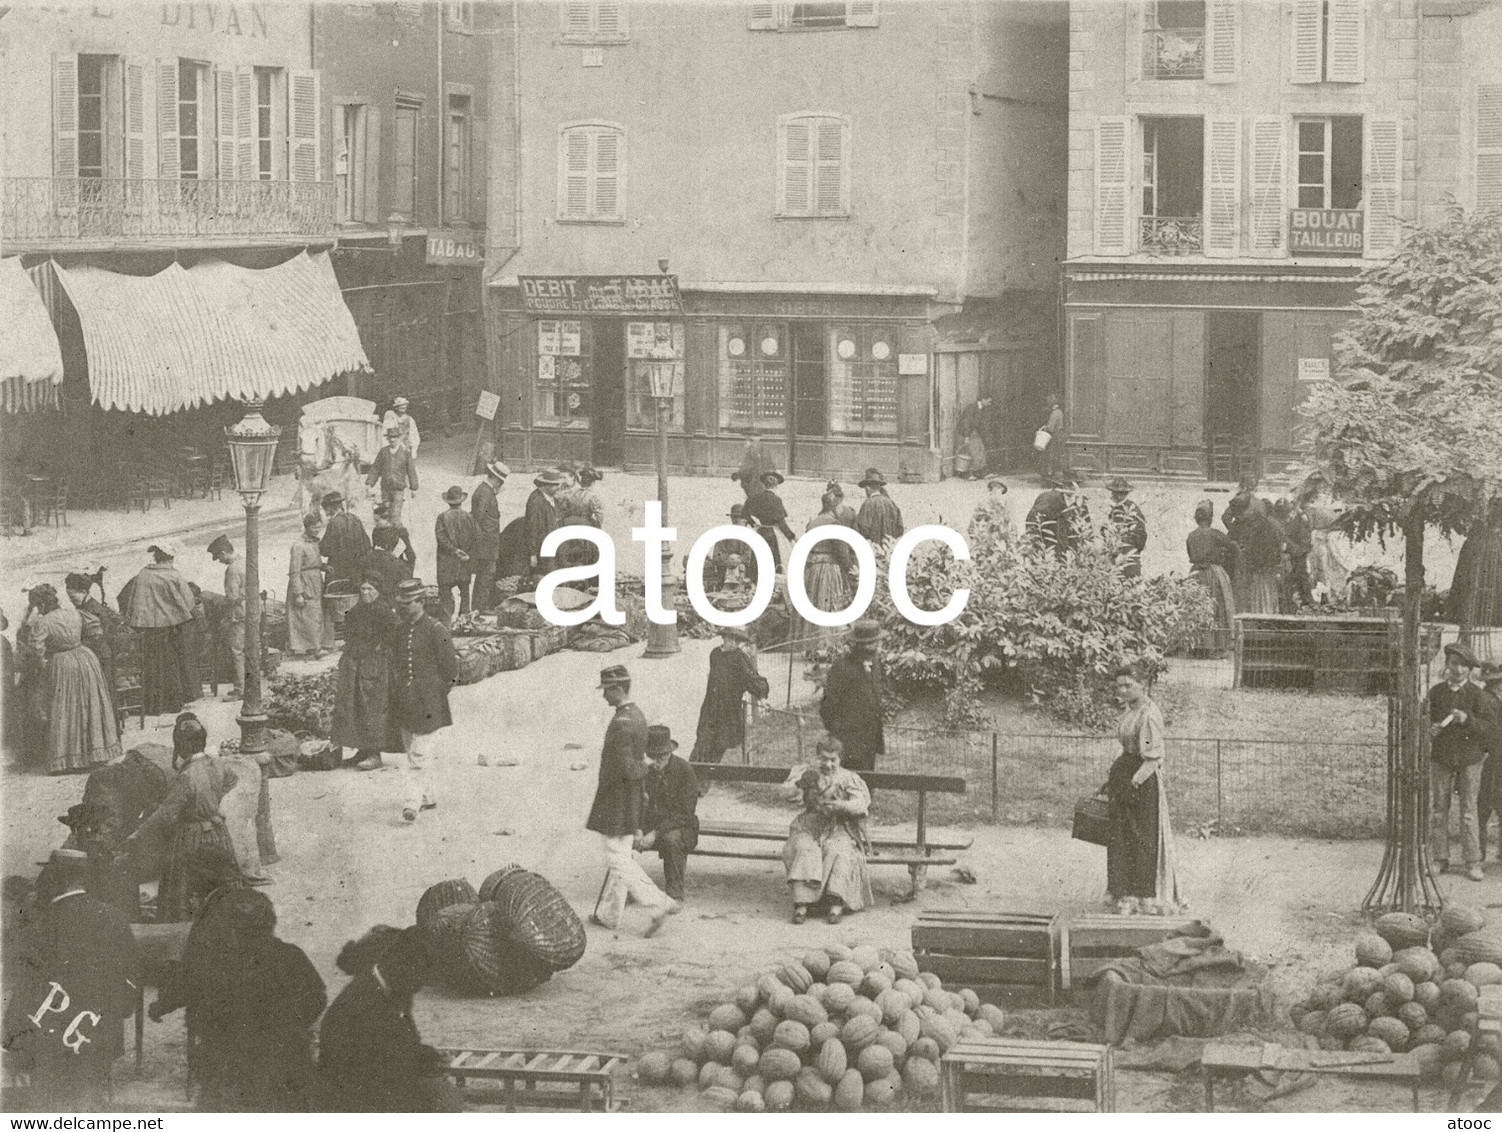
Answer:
[5,637,1499,1114]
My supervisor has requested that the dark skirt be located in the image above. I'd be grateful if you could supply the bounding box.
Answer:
[141,624,196,715]
[156,819,236,923]
[330,647,400,753]
[1106,751,1159,899]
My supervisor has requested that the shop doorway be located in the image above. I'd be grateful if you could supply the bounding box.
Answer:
[592,319,625,467]
[1205,310,1261,481]
[790,324,827,467]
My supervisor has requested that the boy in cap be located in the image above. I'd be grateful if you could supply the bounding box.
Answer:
[1429,643,1489,879]
[587,665,678,935]
[208,535,246,700]
[434,486,477,623]
[366,427,419,528]
[637,726,700,902]
[390,578,459,823]
[470,460,509,613]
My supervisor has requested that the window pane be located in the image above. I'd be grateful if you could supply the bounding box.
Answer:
[828,325,898,438]
[536,320,590,425]
[180,102,197,136]
[626,322,684,429]
[180,137,198,176]
[79,134,103,171]
[718,324,787,432]
[1298,152,1324,185]
[1331,116,1363,209]
[790,1,845,27]
[1157,0,1205,28]
[1297,184,1324,208]
[1298,121,1323,150]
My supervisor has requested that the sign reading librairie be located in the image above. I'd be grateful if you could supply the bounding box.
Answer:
[425,230,484,265]
[1288,209,1364,256]
[519,275,684,315]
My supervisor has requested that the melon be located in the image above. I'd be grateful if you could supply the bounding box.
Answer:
[895,978,927,1008]
[810,1021,841,1048]
[1349,1036,1391,1056]
[764,1080,795,1111]
[771,1020,811,1054]
[1413,1044,1446,1080]
[709,1004,748,1035]
[876,1029,908,1063]
[669,1058,699,1086]
[846,997,884,1024]
[732,1042,762,1074]
[698,1061,720,1089]
[958,987,981,1015]
[743,1073,765,1096]
[886,950,921,981]
[736,1091,766,1113]
[717,1066,746,1093]
[943,1007,969,1033]
[1441,978,1480,1011]
[959,1025,985,1042]
[920,1014,957,1052]
[1367,1016,1410,1052]
[1443,1030,1472,1059]
[1307,983,1343,1012]
[977,1002,1006,1030]
[701,1084,739,1111]
[1413,981,1442,1010]
[767,985,795,1017]
[842,1014,880,1051]
[864,1075,900,1107]
[1382,972,1416,1004]
[972,1019,995,1038]
[824,943,854,963]
[783,994,827,1029]
[1397,1002,1428,1032]
[1364,991,1393,1019]
[827,960,865,987]
[1375,912,1431,950]
[1467,962,1502,987]
[1452,933,1502,968]
[703,1030,737,1065]
[1440,903,1487,939]
[749,1008,779,1045]
[681,1028,709,1061]
[857,1043,896,1081]
[782,962,816,993]
[816,1038,847,1085]
[1342,967,1383,1002]
[758,1047,802,1082]
[910,1036,941,1063]
[903,1056,941,1095]
[1354,934,1393,968]
[1475,1055,1502,1081]
[757,973,785,1003]
[922,987,950,1013]
[876,989,910,1026]
[1413,1023,1448,1047]
[637,1051,672,1084]
[895,1011,922,1045]
[801,950,833,981]
[834,1068,865,1111]
[861,970,894,998]
[734,984,761,1015]
[913,972,939,991]
[1447,962,1471,982]
[794,1066,833,1108]
[823,982,857,1014]
[1327,1002,1368,1039]
[1297,1010,1328,1037]
[851,944,882,972]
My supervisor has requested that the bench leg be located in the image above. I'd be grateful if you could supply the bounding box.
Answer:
[904,863,929,901]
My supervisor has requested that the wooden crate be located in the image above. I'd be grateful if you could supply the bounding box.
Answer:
[940,1038,1115,1113]
[912,911,1059,1004]
[1058,914,1201,992]
[438,1048,628,1112]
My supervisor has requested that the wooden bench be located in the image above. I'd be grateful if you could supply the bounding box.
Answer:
[940,1038,1116,1112]
[438,1047,628,1112]
[688,762,972,898]
[1202,1041,1422,1112]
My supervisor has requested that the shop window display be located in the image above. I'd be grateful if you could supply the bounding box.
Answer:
[828,324,898,438]
[535,319,590,427]
[718,324,789,433]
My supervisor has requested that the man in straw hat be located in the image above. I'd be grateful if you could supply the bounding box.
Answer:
[691,625,770,764]
[637,725,700,903]
[366,426,419,528]
[854,468,904,545]
[1429,642,1489,880]
[390,578,459,824]
[207,535,246,701]
[587,665,679,935]
[1105,477,1147,579]
[434,486,477,624]
[819,620,886,772]
[470,460,509,613]
[524,468,567,579]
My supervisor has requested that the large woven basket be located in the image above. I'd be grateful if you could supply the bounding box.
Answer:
[486,867,587,973]
[423,902,486,992]
[415,878,479,930]
[459,902,554,994]
[476,864,526,905]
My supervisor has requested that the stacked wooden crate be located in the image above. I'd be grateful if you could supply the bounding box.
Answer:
[912,911,1059,1004]
[940,1038,1115,1112]
[1057,914,1201,993]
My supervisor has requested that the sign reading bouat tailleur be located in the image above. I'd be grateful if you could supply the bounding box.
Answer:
[519,275,684,315]
[1288,209,1364,255]
[426,231,484,265]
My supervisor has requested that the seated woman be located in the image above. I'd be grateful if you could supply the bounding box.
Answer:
[781,737,873,925]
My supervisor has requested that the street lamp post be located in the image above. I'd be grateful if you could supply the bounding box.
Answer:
[644,262,682,658]
[224,400,282,757]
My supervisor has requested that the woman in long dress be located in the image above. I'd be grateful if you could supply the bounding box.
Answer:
[1185,501,1237,655]
[124,714,239,922]
[1227,495,1284,616]
[331,575,401,772]
[286,513,329,658]
[121,546,199,716]
[19,584,121,774]
[1103,666,1182,914]
[782,737,873,925]
[793,491,854,655]
[64,574,122,721]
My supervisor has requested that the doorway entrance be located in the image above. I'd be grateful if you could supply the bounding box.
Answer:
[592,320,625,467]
[1205,311,1261,481]
[790,324,827,469]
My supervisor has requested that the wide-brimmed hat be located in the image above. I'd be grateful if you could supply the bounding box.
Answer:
[858,468,888,488]
[1445,643,1479,668]
[442,485,468,504]
[485,460,511,481]
[987,477,1008,494]
[851,619,883,645]
[321,491,344,509]
[206,534,233,558]
[760,470,785,487]
[534,469,567,488]
[392,396,410,409]
[394,578,427,603]
[1106,477,1133,494]
[646,725,678,756]
[597,664,630,689]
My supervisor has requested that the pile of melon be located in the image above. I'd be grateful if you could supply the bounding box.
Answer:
[633,943,1002,1112]
[1290,904,1502,1084]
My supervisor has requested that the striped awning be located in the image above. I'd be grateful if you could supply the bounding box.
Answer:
[1,256,64,412]
[53,250,369,416]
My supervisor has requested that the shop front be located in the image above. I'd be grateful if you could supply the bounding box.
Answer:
[489,278,941,481]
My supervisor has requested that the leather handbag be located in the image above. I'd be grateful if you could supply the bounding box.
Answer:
[1072,794,1110,846]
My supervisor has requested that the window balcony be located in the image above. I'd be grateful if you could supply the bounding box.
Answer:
[1141,28,1205,80]
[1139,215,1204,255]
[1,177,337,250]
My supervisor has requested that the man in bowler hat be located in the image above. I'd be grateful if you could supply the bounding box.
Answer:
[819,620,886,772]
[470,460,509,613]
[637,725,700,903]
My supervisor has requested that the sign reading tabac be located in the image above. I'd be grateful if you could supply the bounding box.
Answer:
[519,275,684,316]
[1288,209,1364,256]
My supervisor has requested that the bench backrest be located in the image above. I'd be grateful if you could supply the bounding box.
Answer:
[689,762,966,795]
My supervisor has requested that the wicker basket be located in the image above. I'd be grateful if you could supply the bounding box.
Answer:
[424,902,484,991]
[1072,795,1111,847]
[459,902,554,994]
[477,864,527,905]
[415,878,479,929]
[487,867,587,973]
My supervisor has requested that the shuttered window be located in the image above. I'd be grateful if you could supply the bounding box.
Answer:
[747,1,878,29]
[1363,115,1401,256]
[1248,116,1286,256]
[288,69,320,183]
[1204,117,1241,257]
[1290,0,1364,84]
[777,113,850,218]
[1093,116,1130,255]
[557,122,626,222]
[445,92,470,223]
[1477,84,1502,214]
[393,97,421,219]
[561,0,628,42]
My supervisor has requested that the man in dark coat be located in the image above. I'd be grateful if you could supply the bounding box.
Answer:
[365,428,419,528]
[819,620,885,772]
[1429,643,1489,881]
[690,626,770,763]
[434,486,478,623]
[1105,478,1147,579]
[470,460,508,613]
[524,469,566,579]
[1025,477,1088,558]
[637,725,700,902]
[2,850,140,1110]
[390,578,459,824]
[361,527,415,598]
[745,470,796,572]
[854,468,904,546]
[319,492,371,589]
[586,665,678,935]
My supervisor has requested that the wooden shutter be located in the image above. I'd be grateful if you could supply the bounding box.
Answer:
[1205,0,1240,83]
[53,55,78,212]
[216,67,236,181]
[471,114,487,224]
[780,117,812,215]
[593,128,620,219]
[363,104,381,222]
[1205,117,1241,257]
[563,0,591,38]
[157,58,180,179]
[813,118,846,215]
[846,0,878,27]
[1290,0,1322,84]
[1478,84,1502,214]
[125,60,146,181]
[1326,0,1364,83]
[596,0,625,39]
[235,67,254,179]
[288,69,319,182]
[747,2,781,29]
[1364,115,1401,255]
[561,128,589,218]
[1093,116,1130,255]
[1248,115,1285,256]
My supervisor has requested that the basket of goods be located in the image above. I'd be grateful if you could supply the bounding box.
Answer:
[323,581,361,623]
[1071,794,1110,846]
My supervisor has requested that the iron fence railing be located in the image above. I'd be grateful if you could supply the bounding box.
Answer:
[2,176,336,243]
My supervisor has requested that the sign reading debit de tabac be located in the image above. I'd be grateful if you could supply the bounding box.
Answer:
[519,275,684,316]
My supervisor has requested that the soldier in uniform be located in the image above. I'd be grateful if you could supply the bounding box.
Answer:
[389,578,459,824]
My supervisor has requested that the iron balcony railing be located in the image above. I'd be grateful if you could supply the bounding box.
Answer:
[1,177,337,244]
[1139,214,1204,254]
[1142,27,1206,79]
